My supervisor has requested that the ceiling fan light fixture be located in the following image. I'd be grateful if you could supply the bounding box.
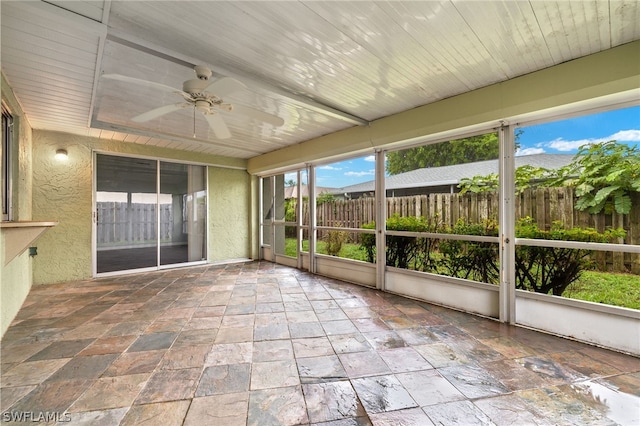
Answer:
[195,100,210,112]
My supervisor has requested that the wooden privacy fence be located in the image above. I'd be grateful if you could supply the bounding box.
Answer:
[295,187,639,273]
[97,202,172,247]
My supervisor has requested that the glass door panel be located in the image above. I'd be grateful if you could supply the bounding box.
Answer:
[159,162,206,265]
[96,155,158,273]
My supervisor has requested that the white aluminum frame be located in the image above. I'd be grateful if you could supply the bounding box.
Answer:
[92,151,209,277]
[257,105,640,355]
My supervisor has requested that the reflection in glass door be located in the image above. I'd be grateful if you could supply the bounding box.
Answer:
[95,154,206,274]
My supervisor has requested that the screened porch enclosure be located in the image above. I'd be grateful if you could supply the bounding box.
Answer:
[259,112,640,356]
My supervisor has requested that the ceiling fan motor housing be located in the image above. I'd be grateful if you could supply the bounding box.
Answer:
[183,79,210,96]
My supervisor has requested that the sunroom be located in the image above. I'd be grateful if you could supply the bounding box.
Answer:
[1,1,639,424]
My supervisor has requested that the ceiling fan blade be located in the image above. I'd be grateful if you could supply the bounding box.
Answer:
[205,77,246,97]
[231,104,285,127]
[132,103,189,122]
[102,74,189,97]
[203,112,232,139]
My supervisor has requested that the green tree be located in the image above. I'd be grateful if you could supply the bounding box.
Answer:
[553,141,640,214]
[386,133,500,175]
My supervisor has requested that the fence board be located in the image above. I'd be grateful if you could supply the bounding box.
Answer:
[97,202,173,247]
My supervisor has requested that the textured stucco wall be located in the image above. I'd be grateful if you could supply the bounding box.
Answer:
[1,73,34,336]
[31,129,249,284]
[31,133,93,284]
[208,167,253,261]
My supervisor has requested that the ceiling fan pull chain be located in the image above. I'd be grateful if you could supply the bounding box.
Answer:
[193,105,196,138]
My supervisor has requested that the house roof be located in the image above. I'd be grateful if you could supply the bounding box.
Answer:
[2,2,638,159]
[284,185,333,199]
[333,153,575,194]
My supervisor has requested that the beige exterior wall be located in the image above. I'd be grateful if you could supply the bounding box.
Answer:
[1,74,35,336]
[208,167,256,261]
[248,40,640,174]
[31,129,250,285]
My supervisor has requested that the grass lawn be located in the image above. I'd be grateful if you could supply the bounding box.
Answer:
[285,238,369,261]
[565,271,640,310]
[284,238,639,310]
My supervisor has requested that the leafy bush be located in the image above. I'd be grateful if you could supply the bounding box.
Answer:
[284,198,297,237]
[360,215,625,296]
[515,217,625,295]
[360,222,376,262]
[323,229,350,256]
[360,215,440,269]
[439,219,499,283]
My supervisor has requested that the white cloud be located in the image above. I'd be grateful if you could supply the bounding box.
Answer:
[610,129,640,141]
[544,129,640,152]
[345,170,374,177]
[364,155,375,162]
[547,138,596,151]
[516,147,546,156]
[319,165,342,170]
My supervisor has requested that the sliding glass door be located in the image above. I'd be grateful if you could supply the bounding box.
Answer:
[95,154,206,274]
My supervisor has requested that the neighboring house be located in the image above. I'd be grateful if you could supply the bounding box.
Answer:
[331,153,575,199]
[284,184,335,199]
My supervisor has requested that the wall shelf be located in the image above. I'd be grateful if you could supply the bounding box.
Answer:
[1,221,58,266]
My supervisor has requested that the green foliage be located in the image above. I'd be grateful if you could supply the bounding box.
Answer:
[554,141,640,214]
[438,219,499,283]
[324,229,350,256]
[316,192,335,204]
[284,198,296,222]
[386,133,500,175]
[458,173,499,194]
[515,217,625,295]
[360,215,626,296]
[360,215,441,270]
[387,215,440,270]
[458,166,553,194]
[360,222,376,263]
[458,141,639,214]
[287,233,640,309]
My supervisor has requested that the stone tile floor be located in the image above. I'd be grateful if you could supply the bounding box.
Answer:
[1,261,638,425]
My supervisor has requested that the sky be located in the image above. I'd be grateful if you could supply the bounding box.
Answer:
[292,105,640,189]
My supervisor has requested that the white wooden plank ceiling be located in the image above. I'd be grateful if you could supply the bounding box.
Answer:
[1,1,639,159]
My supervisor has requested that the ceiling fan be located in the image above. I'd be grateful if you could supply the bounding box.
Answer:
[102,65,285,139]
